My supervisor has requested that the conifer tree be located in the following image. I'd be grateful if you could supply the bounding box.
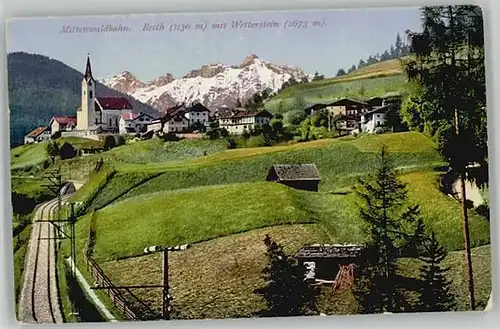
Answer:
[404,5,486,310]
[418,232,456,312]
[354,146,425,313]
[255,234,318,317]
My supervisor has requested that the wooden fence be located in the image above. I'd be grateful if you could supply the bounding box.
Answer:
[82,226,139,320]
[84,257,138,320]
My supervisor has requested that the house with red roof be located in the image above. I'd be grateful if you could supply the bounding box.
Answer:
[49,116,77,134]
[119,112,156,134]
[24,126,51,144]
[76,56,133,132]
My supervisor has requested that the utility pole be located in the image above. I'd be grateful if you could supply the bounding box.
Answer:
[454,109,475,310]
[162,249,170,320]
[91,244,186,320]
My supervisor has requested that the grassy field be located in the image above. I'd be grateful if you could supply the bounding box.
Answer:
[75,170,489,267]
[10,137,103,171]
[68,132,489,260]
[100,224,330,319]
[72,133,445,216]
[11,129,492,319]
[81,182,318,261]
[99,224,491,319]
[13,222,32,313]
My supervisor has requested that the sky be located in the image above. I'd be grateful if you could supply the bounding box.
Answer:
[7,7,423,82]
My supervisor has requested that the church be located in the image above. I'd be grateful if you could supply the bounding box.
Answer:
[76,56,133,133]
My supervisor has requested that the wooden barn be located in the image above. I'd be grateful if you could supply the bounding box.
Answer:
[266,164,321,192]
[295,244,365,286]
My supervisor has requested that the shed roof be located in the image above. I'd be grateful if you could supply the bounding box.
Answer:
[268,164,321,181]
[296,244,365,259]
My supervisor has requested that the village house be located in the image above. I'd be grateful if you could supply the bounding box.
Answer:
[163,104,190,133]
[76,56,133,133]
[119,112,156,135]
[146,118,163,133]
[266,163,321,192]
[24,126,51,144]
[185,102,211,127]
[360,105,391,133]
[295,244,364,284]
[50,116,77,134]
[218,108,274,134]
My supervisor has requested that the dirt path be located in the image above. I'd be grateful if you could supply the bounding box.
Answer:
[17,196,70,324]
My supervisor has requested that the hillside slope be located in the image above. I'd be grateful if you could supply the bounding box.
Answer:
[70,132,490,257]
[7,52,160,146]
[265,59,407,113]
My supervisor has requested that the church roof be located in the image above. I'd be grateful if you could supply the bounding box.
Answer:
[95,97,133,110]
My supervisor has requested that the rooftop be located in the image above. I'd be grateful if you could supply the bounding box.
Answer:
[296,244,365,259]
[268,164,321,181]
[26,126,49,138]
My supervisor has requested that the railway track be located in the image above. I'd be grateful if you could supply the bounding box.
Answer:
[18,195,72,324]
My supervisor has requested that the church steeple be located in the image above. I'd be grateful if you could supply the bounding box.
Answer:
[84,54,94,81]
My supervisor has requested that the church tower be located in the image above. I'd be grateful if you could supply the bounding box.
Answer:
[77,55,97,131]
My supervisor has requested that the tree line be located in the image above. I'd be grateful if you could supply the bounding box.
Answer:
[336,32,411,77]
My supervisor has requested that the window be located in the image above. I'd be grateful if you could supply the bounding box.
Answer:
[115,118,119,127]
[89,90,93,98]
[95,118,98,124]
[109,118,112,126]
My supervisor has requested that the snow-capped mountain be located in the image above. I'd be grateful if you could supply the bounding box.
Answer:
[99,54,312,112]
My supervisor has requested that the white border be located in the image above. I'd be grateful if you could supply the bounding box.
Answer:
[1,1,498,329]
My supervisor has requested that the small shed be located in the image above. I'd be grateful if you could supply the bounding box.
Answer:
[295,244,364,281]
[266,164,321,192]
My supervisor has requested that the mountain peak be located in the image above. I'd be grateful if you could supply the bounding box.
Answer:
[102,55,311,113]
[240,54,260,67]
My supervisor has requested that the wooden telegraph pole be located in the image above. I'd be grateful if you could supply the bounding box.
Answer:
[455,109,475,310]
[162,249,170,320]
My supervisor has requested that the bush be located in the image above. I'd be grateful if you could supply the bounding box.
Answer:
[164,132,180,142]
[247,135,267,148]
[226,138,237,149]
[103,135,116,150]
[51,131,61,139]
[59,142,77,160]
[284,110,307,126]
[114,135,126,147]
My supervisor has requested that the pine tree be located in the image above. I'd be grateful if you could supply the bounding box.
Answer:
[255,234,318,317]
[418,232,456,312]
[389,45,396,59]
[336,68,346,77]
[354,146,425,313]
[395,33,403,57]
[358,59,366,69]
[404,5,486,310]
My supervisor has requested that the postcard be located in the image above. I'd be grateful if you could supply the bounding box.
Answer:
[6,4,491,324]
